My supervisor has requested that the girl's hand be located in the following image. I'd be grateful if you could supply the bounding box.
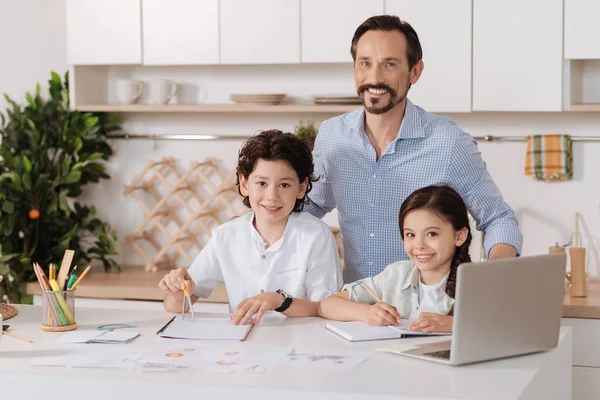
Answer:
[231,292,283,325]
[159,267,194,294]
[362,302,400,326]
[408,313,453,333]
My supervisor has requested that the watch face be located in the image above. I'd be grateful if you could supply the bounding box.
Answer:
[277,289,291,299]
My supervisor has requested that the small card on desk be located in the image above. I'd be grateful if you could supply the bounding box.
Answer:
[325,320,451,342]
[56,330,140,344]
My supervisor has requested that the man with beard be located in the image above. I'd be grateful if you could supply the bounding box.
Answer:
[305,15,522,283]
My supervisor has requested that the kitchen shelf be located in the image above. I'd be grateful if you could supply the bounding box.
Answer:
[75,104,361,113]
[570,104,600,112]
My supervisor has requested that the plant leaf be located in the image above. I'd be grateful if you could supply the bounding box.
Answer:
[2,201,15,214]
[22,155,32,173]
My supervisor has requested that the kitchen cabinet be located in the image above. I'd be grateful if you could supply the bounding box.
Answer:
[472,0,563,111]
[385,0,471,112]
[564,0,600,59]
[142,0,219,65]
[220,0,300,64]
[66,0,142,65]
[301,0,384,63]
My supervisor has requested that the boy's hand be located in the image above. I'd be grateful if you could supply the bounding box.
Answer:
[231,291,283,325]
[408,313,453,333]
[159,267,194,294]
[362,302,400,326]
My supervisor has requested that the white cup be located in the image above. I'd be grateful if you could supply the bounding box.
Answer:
[149,80,178,105]
[115,79,143,105]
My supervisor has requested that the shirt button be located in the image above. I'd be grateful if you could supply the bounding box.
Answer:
[436,288,441,293]
[372,175,377,180]
[441,309,446,313]
[261,255,266,259]
[412,285,417,290]
[416,306,419,310]
[369,262,373,266]
[370,203,374,207]
[369,233,375,237]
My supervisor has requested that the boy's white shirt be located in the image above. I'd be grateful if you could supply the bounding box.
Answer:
[343,260,455,320]
[187,211,343,312]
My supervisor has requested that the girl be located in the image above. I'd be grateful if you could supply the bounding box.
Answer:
[319,185,472,333]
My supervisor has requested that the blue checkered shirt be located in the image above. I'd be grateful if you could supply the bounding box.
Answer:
[305,99,523,283]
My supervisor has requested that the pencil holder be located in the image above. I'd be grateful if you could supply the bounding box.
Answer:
[40,289,78,332]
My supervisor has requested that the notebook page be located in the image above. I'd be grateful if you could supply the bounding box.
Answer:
[388,319,452,336]
[325,321,403,341]
[159,316,252,340]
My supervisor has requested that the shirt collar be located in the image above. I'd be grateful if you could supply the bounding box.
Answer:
[354,99,427,141]
[401,265,452,294]
[248,212,294,253]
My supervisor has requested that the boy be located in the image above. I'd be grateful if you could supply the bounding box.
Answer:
[159,130,343,325]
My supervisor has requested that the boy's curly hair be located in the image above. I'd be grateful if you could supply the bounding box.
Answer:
[236,129,318,212]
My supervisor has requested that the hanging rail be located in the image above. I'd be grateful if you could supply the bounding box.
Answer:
[105,133,600,142]
[472,135,600,142]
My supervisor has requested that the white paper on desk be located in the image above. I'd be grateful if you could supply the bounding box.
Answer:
[273,348,372,371]
[325,320,451,342]
[30,352,133,369]
[158,316,252,341]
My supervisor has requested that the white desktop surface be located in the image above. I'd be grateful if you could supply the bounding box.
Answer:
[0,305,571,400]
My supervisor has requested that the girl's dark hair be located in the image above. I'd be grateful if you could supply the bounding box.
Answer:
[350,15,423,70]
[236,129,318,212]
[398,185,472,308]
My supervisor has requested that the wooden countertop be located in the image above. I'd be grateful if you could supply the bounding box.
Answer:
[25,265,229,304]
[25,267,599,318]
[563,279,600,319]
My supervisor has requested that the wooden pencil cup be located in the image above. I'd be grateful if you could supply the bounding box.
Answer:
[40,289,78,332]
[569,247,587,298]
[548,246,566,255]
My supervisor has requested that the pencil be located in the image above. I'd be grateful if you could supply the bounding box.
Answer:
[361,283,382,303]
[69,265,90,290]
[2,330,33,343]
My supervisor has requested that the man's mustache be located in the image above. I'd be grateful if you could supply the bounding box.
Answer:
[358,83,394,94]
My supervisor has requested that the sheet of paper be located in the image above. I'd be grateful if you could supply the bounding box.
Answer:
[273,348,373,371]
[93,331,140,343]
[325,321,402,341]
[158,316,252,340]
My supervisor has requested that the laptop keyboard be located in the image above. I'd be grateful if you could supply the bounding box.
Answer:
[424,349,451,359]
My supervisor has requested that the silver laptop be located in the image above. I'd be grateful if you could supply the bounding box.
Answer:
[395,253,566,366]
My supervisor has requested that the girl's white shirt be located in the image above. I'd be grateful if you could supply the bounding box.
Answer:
[343,260,455,320]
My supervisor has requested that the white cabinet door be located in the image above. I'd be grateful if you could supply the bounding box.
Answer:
[142,0,219,65]
[66,0,142,65]
[564,0,600,59]
[385,0,471,112]
[301,0,384,63]
[473,0,563,111]
[220,0,300,64]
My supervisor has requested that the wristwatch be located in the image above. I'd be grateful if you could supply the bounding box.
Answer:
[274,289,293,313]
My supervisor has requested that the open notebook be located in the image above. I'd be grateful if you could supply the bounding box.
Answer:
[157,315,254,341]
[325,320,451,342]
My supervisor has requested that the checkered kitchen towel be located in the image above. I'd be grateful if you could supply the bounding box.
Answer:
[524,134,573,182]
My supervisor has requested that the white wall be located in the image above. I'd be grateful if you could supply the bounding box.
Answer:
[1,0,599,277]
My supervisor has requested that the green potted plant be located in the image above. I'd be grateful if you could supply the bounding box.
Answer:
[294,120,318,150]
[0,71,121,303]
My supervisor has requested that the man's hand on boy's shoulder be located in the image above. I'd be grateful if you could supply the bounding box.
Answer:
[159,267,194,294]
[231,291,284,326]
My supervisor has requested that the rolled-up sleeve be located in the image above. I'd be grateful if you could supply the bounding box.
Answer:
[187,234,224,299]
[304,227,344,301]
[446,129,523,255]
[342,266,393,304]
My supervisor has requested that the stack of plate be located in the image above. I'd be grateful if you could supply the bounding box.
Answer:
[313,95,362,105]
[230,93,286,105]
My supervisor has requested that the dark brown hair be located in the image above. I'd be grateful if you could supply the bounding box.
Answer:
[398,185,472,308]
[350,15,423,70]
[236,129,318,212]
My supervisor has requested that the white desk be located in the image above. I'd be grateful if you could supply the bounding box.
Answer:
[1,305,571,400]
